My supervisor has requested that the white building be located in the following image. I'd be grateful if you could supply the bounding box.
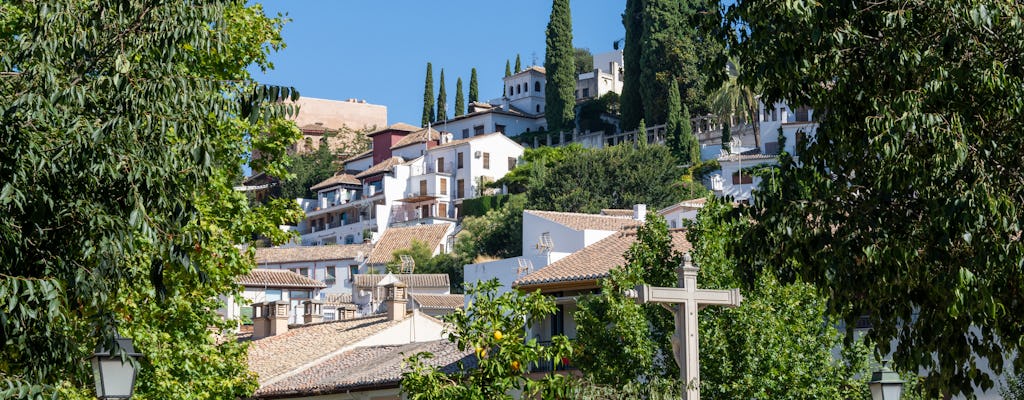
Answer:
[576,50,623,101]
[253,244,371,298]
[224,269,327,326]
[436,102,546,139]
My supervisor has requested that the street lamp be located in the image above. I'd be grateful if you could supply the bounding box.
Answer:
[90,334,143,399]
[869,359,904,400]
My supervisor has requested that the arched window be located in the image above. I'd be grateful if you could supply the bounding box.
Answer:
[535,81,541,91]
[536,105,540,113]
[516,84,521,94]
[344,235,355,244]
[508,86,513,96]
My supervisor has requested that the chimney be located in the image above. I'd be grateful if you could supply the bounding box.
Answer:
[385,281,408,321]
[633,204,647,221]
[338,304,357,320]
[252,302,269,339]
[302,300,324,324]
[252,300,291,339]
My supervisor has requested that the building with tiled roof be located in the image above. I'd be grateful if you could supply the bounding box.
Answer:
[223,269,328,327]
[237,269,328,289]
[252,243,371,321]
[390,127,440,151]
[410,294,465,317]
[524,209,642,232]
[366,223,454,266]
[658,198,708,229]
[309,173,360,191]
[246,310,447,391]
[255,244,370,265]
[354,156,406,179]
[252,339,474,399]
[352,273,452,318]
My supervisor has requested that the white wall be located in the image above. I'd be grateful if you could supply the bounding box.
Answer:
[352,311,446,347]
[521,212,590,257]
[344,156,373,172]
[463,255,550,298]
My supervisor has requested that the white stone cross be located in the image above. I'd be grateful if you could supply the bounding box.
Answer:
[631,253,743,400]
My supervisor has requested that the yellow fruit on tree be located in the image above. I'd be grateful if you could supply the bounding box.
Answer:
[493,330,503,340]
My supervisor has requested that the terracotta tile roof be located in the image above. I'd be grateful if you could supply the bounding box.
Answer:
[366,223,452,264]
[600,209,635,217]
[353,274,450,289]
[253,340,475,398]
[247,316,403,385]
[366,122,421,137]
[432,132,520,151]
[390,127,440,150]
[341,149,372,164]
[411,294,465,310]
[514,229,691,289]
[324,293,353,306]
[657,198,708,215]
[525,210,642,232]
[236,269,327,289]
[354,156,405,179]
[254,244,370,265]
[309,173,360,191]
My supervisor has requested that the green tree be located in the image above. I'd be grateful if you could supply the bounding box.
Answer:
[422,62,434,126]
[720,121,731,153]
[469,68,479,103]
[729,0,1024,396]
[619,0,645,131]
[401,279,573,399]
[515,54,522,73]
[638,0,696,125]
[454,77,465,117]
[665,80,684,156]
[680,105,699,164]
[389,240,468,293]
[711,58,760,149]
[574,47,594,75]
[544,0,576,133]
[278,132,341,200]
[505,59,512,77]
[0,0,300,398]
[525,144,689,213]
[437,68,447,122]
[637,118,647,146]
[456,195,527,260]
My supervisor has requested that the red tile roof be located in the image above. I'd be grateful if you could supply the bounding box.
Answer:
[254,244,370,265]
[391,127,440,150]
[354,156,404,179]
[410,294,465,310]
[353,274,450,289]
[309,174,360,191]
[236,269,327,289]
[525,210,642,232]
[514,228,691,290]
[366,224,452,265]
[366,122,421,137]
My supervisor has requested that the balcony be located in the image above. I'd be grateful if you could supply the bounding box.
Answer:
[411,161,455,177]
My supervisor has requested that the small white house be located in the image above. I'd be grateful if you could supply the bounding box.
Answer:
[226,269,327,326]
[253,243,371,298]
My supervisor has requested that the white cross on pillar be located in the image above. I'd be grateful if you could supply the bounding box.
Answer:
[631,253,743,400]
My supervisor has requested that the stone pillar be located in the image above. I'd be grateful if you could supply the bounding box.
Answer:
[269,300,290,336]
[385,281,408,321]
[303,300,324,324]
[545,133,552,146]
[533,136,539,148]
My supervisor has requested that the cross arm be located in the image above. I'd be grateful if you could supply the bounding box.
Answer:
[633,284,743,308]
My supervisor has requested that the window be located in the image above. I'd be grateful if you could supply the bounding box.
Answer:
[457,179,465,198]
[495,124,506,134]
[240,306,254,324]
[438,202,448,218]
[436,157,445,173]
[535,81,541,91]
[536,105,540,113]
[508,86,513,96]
[772,108,778,121]
[483,152,490,169]
[473,125,485,135]
[344,234,354,244]
[508,157,517,170]
[457,152,464,168]
[299,267,309,277]
[290,290,311,299]
[516,84,521,94]
[348,265,358,281]
[419,180,427,196]
[265,289,282,302]
[582,88,589,97]
[440,178,448,195]
[461,129,469,139]
[325,266,336,284]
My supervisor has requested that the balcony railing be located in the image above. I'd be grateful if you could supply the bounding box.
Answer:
[529,340,574,372]
[412,161,455,176]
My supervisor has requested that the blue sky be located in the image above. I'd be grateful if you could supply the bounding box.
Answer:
[250,1,626,126]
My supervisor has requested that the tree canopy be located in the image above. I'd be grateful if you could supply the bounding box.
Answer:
[421,62,434,126]
[543,0,576,133]
[728,0,1024,396]
[0,0,300,398]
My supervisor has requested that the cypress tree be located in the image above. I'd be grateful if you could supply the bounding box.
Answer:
[619,0,644,131]
[637,118,648,147]
[681,105,699,164]
[505,60,512,77]
[437,69,448,122]
[665,80,683,156]
[639,0,699,125]
[515,54,522,73]
[469,68,479,103]
[422,62,434,127]
[721,121,732,153]
[455,77,465,117]
[544,0,576,133]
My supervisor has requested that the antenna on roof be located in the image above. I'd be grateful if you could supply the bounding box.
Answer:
[399,255,415,274]
[535,232,554,254]
[517,258,534,279]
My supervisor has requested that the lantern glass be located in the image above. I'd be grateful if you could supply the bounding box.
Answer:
[868,360,904,400]
[91,336,141,399]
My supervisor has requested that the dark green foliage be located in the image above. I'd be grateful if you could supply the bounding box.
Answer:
[456,195,527,260]
[574,47,594,75]
[543,0,576,133]
[1003,371,1024,400]
[514,54,522,73]
[619,0,645,131]
[665,79,684,156]
[422,62,434,126]
[525,144,688,213]
[437,68,447,122]
[720,122,731,152]
[729,0,1024,396]
[505,59,512,77]
[278,134,341,200]
[469,68,479,103]
[461,194,518,218]
[0,0,300,397]
[680,105,699,164]
[389,240,465,293]
[636,118,647,146]
[495,145,586,194]
[576,92,619,134]
[454,77,465,117]
[638,0,696,125]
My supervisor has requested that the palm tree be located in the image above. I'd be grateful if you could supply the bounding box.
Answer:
[711,57,761,150]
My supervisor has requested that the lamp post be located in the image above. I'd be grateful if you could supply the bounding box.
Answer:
[868,360,904,400]
[90,334,142,399]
